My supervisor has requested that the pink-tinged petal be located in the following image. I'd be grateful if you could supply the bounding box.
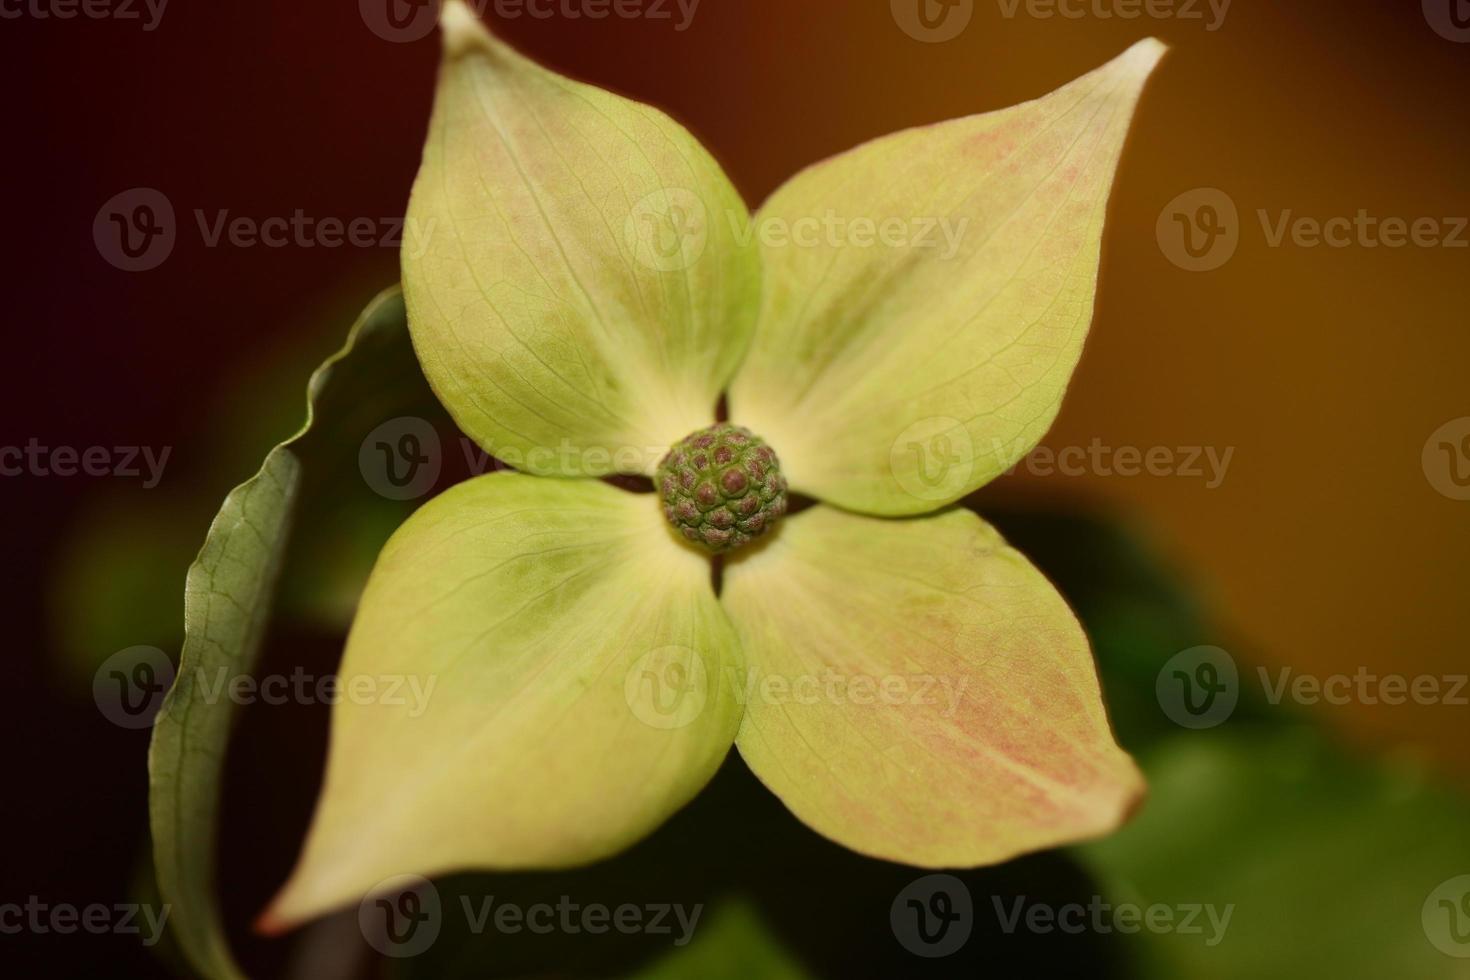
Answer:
[721,506,1142,867]
[730,40,1167,515]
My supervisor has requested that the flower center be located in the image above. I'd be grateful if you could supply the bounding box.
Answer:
[655,423,789,554]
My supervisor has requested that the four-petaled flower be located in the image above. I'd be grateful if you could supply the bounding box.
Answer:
[265,0,1166,927]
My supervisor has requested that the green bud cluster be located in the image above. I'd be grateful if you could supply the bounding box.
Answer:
[656,423,788,553]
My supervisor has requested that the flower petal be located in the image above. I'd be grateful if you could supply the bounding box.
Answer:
[263,474,742,927]
[721,505,1142,867]
[403,1,759,477]
[729,40,1167,515]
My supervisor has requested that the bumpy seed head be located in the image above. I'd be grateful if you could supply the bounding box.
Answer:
[656,423,788,554]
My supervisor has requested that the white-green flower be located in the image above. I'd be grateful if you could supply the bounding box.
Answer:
[264,0,1167,928]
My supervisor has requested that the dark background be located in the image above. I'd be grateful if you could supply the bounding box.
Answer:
[4,0,1469,975]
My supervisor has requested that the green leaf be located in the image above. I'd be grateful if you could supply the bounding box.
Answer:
[403,0,760,477]
[720,505,1142,868]
[728,40,1168,516]
[1080,727,1470,979]
[148,288,443,980]
[48,283,417,683]
[264,474,744,928]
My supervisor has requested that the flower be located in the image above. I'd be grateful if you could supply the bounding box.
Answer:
[262,0,1166,928]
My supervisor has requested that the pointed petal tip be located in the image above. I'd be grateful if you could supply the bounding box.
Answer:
[1098,756,1149,832]
[440,0,489,56]
[252,903,292,938]
[1117,36,1169,75]
[254,874,347,937]
[253,863,337,937]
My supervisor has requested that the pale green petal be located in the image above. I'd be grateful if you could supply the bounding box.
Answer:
[721,506,1143,867]
[404,1,759,477]
[263,474,742,927]
[729,41,1167,515]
